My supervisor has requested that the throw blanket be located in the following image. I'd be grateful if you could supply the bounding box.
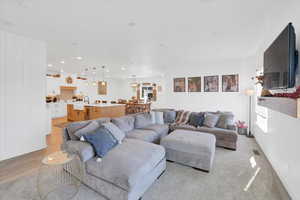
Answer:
[175,110,191,125]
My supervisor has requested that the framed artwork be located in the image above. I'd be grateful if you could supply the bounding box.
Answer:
[222,74,239,92]
[173,78,186,92]
[204,76,219,92]
[188,77,201,92]
[98,81,107,95]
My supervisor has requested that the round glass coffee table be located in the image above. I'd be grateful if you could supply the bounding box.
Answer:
[37,151,83,200]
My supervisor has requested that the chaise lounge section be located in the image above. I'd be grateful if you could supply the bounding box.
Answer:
[62,113,168,200]
[83,139,166,200]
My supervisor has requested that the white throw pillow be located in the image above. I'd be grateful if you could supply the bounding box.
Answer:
[155,111,164,125]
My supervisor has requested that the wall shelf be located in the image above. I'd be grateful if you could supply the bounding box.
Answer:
[257,97,300,118]
[60,86,77,90]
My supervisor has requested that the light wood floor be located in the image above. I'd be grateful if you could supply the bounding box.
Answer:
[0,117,67,183]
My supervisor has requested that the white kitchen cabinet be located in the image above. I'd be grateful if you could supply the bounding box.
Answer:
[47,102,67,119]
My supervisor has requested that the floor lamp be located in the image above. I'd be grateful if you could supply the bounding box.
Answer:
[245,89,255,138]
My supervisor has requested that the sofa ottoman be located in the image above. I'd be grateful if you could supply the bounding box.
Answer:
[161,129,216,172]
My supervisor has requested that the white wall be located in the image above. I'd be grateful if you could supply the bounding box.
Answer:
[120,58,255,122]
[253,1,300,199]
[0,30,47,161]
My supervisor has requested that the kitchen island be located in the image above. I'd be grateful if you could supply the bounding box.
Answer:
[67,103,125,122]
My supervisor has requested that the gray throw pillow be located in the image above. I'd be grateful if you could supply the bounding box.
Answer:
[111,116,135,133]
[203,113,220,128]
[189,112,205,127]
[66,121,92,140]
[164,111,176,124]
[102,122,125,143]
[135,113,153,129]
[216,112,234,129]
[94,117,111,125]
[74,121,100,139]
[83,127,118,158]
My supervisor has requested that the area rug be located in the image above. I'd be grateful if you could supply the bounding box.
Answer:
[0,137,286,200]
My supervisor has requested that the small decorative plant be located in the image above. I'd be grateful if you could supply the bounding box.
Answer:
[236,121,248,129]
[255,74,264,86]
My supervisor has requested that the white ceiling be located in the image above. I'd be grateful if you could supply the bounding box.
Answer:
[0,0,277,78]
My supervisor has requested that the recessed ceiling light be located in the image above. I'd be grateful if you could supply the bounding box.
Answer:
[60,69,64,73]
[17,0,33,8]
[92,71,96,75]
[60,60,65,64]
[76,56,83,60]
[121,67,126,71]
[0,18,14,27]
[106,69,110,73]
[128,22,136,27]
[47,64,53,67]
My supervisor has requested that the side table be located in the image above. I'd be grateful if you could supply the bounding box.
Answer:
[37,151,83,200]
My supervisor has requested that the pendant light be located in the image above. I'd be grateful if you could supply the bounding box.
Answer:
[100,66,106,86]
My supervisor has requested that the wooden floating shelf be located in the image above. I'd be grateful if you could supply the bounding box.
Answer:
[60,86,77,90]
[257,97,300,118]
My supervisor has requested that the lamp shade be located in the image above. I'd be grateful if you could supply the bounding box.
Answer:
[245,89,255,96]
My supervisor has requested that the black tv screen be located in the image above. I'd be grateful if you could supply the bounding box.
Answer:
[263,23,297,90]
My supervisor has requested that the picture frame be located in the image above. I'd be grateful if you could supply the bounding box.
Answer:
[222,74,239,92]
[204,76,219,92]
[188,77,201,92]
[173,78,186,92]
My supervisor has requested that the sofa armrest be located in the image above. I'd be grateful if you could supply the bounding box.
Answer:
[62,128,70,143]
[227,125,237,131]
[64,140,95,162]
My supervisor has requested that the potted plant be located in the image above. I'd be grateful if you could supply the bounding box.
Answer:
[236,121,248,135]
[252,73,272,97]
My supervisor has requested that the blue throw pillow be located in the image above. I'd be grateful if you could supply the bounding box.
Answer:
[164,111,176,124]
[189,112,205,127]
[83,127,118,158]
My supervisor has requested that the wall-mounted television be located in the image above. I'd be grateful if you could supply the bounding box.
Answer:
[263,23,298,90]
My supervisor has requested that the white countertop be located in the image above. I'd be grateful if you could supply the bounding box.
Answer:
[69,103,125,110]
[85,103,125,107]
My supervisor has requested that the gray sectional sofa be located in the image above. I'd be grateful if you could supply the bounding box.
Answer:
[62,114,168,200]
[154,109,238,150]
[62,110,238,200]
[112,115,169,144]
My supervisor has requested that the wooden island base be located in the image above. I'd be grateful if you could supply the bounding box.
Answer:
[67,104,125,122]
